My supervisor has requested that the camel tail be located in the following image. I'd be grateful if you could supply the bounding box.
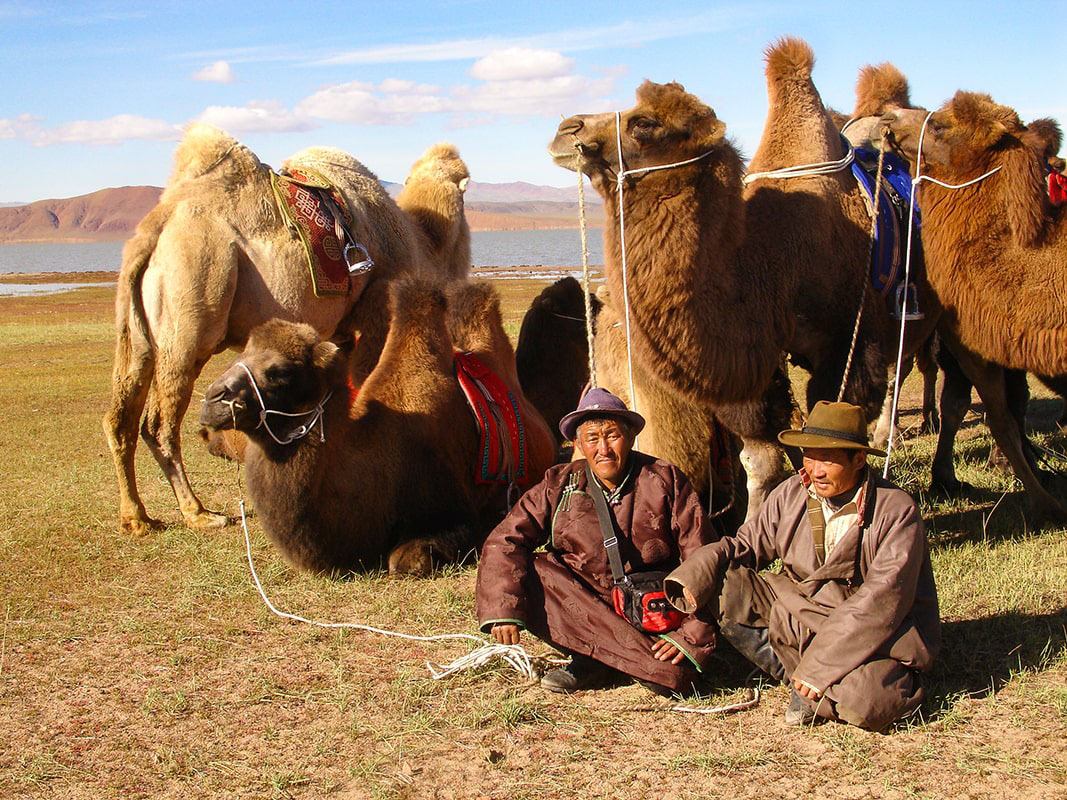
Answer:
[112,205,169,374]
[764,37,814,82]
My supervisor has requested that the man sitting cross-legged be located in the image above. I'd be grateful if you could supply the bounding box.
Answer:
[664,401,941,730]
[476,388,718,696]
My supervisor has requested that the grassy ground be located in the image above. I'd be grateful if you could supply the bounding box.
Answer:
[0,277,1064,799]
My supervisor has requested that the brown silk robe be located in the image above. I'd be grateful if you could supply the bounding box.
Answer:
[476,452,718,691]
[665,471,941,729]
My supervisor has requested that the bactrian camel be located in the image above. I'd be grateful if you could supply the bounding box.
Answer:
[883,91,1067,520]
[549,38,922,517]
[198,278,555,575]
[104,125,470,536]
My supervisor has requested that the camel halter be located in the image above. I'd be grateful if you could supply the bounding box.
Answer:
[881,110,1002,476]
[234,361,333,446]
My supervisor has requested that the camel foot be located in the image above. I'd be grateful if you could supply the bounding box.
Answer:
[183,510,232,530]
[120,514,166,537]
[388,534,464,577]
[928,478,973,498]
[919,417,940,436]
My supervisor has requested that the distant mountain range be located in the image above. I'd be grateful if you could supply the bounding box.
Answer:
[0,181,602,244]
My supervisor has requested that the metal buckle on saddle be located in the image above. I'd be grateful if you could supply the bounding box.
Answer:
[892,281,924,321]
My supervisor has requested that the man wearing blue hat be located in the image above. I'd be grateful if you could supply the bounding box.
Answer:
[475,388,718,696]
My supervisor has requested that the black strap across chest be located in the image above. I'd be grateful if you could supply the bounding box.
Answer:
[586,465,628,585]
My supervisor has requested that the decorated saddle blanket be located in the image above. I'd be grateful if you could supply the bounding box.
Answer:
[851,148,925,297]
[271,167,354,297]
[454,352,530,487]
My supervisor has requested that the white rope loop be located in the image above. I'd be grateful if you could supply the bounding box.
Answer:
[743,146,856,185]
[235,361,332,446]
[882,112,1001,476]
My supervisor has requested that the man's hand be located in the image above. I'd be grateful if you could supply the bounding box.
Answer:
[792,677,822,701]
[491,623,521,645]
[651,637,686,664]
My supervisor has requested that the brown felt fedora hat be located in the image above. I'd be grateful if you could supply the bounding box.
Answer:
[777,400,886,457]
[559,387,646,441]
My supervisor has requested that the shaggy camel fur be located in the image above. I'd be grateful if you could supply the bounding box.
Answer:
[396,143,472,281]
[104,125,470,536]
[549,39,913,516]
[514,276,601,453]
[198,278,555,575]
[883,92,1067,519]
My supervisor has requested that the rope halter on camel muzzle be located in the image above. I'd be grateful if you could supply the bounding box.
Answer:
[233,361,333,446]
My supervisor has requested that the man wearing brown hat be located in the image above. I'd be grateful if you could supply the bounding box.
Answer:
[476,388,718,696]
[664,401,941,730]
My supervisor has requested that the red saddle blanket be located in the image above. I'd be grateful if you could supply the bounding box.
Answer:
[271,167,353,297]
[454,352,530,486]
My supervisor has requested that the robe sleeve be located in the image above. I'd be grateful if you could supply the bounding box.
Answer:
[475,473,556,632]
[657,467,720,668]
[663,480,791,614]
[792,497,927,693]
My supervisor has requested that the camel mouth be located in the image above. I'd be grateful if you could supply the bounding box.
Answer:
[548,139,582,172]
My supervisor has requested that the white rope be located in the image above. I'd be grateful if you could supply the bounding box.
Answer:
[670,686,761,714]
[238,498,543,681]
[615,111,640,426]
[742,146,855,185]
[235,361,332,446]
[882,112,1002,476]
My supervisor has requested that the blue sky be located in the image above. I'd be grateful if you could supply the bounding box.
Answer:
[2,0,1063,203]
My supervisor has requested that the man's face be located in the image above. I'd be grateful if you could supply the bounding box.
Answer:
[802,447,867,498]
[575,417,634,489]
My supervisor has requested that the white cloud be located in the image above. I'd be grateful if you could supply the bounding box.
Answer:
[29,114,182,146]
[297,80,451,125]
[192,60,236,83]
[196,100,317,133]
[470,48,573,81]
[452,74,616,118]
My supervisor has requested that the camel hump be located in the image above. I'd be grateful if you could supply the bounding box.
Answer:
[764,36,814,82]
[169,122,260,185]
[405,143,470,187]
[446,281,500,334]
[285,146,377,183]
[853,63,911,118]
[388,277,449,326]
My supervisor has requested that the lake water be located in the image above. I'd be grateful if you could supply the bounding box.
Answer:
[0,228,605,275]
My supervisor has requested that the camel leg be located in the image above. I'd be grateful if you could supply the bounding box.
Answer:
[929,342,974,495]
[872,356,916,450]
[102,336,162,536]
[915,336,940,434]
[1035,374,1067,429]
[943,340,1065,522]
[140,353,231,531]
[987,370,1031,472]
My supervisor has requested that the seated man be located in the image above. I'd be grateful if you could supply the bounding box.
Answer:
[665,401,941,731]
[476,388,717,695]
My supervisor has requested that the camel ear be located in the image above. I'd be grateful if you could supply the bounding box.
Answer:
[312,340,340,370]
[458,177,469,192]
[697,116,727,150]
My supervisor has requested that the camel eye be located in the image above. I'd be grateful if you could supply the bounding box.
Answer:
[264,364,295,385]
[630,117,659,136]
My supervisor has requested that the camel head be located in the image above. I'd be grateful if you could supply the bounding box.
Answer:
[548,80,729,194]
[1026,117,1063,161]
[882,91,1028,179]
[199,320,349,440]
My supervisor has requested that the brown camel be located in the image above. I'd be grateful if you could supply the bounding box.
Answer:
[104,124,471,536]
[198,278,555,576]
[515,276,601,454]
[549,38,924,516]
[883,92,1067,519]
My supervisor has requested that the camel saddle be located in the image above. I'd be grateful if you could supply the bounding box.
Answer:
[454,352,530,488]
[270,167,365,297]
[851,147,925,299]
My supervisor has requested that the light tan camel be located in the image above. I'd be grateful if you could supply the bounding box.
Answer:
[198,278,555,575]
[396,143,472,281]
[104,124,470,536]
[883,91,1067,519]
[549,38,916,516]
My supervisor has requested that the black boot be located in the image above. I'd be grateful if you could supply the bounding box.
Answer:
[719,620,785,682]
[540,653,614,693]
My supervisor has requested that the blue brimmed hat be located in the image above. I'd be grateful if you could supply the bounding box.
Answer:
[559,387,646,441]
